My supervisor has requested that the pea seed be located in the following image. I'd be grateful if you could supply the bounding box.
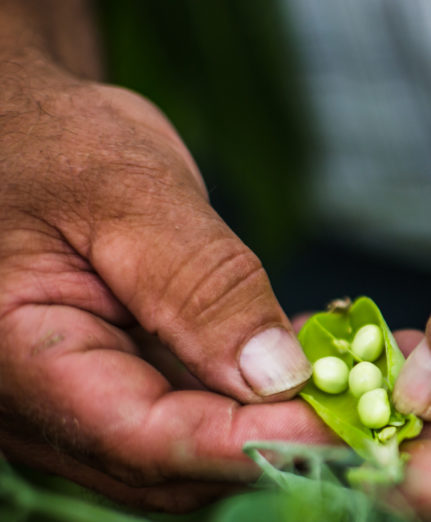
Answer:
[351,324,384,362]
[312,356,349,394]
[377,426,397,443]
[357,388,391,429]
[349,361,383,398]
[332,338,350,354]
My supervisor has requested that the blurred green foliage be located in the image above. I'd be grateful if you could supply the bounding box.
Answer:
[1,450,415,522]
[98,0,315,270]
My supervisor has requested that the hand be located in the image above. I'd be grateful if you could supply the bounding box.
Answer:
[0,67,336,511]
[391,324,431,518]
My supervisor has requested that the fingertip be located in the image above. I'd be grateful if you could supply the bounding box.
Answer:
[238,327,311,399]
[393,338,431,419]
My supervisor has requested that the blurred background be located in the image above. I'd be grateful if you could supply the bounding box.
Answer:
[99,0,431,330]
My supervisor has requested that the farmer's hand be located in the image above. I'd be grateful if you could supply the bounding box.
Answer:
[393,322,431,421]
[0,0,334,512]
[391,326,431,518]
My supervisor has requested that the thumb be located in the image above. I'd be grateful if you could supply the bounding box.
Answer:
[80,195,311,403]
[393,318,431,419]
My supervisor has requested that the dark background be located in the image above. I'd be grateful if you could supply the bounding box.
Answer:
[98,0,431,330]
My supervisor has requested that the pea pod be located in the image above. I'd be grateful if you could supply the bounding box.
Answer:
[298,296,422,484]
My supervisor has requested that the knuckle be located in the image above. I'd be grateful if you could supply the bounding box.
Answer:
[175,241,268,325]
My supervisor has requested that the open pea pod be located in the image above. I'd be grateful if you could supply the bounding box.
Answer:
[298,297,422,484]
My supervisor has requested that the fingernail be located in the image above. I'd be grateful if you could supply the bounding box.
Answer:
[393,338,431,417]
[239,327,312,397]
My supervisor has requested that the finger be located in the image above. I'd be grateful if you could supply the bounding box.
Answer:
[1,304,334,489]
[393,319,431,419]
[130,327,206,391]
[0,225,134,328]
[393,329,425,357]
[400,440,431,520]
[39,86,312,404]
[71,178,310,403]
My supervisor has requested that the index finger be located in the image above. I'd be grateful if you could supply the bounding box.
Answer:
[1,303,335,487]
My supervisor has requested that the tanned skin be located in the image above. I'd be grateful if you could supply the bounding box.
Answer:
[0,1,429,515]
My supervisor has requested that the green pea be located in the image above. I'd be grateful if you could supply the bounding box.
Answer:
[348,361,383,398]
[312,356,349,394]
[351,324,384,362]
[378,426,397,443]
[357,388,391,429]
[332,338,351,354]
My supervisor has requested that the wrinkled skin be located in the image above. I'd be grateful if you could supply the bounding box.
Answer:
[0,74,336,512]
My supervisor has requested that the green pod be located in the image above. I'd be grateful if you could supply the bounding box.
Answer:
[298,297,422,482]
